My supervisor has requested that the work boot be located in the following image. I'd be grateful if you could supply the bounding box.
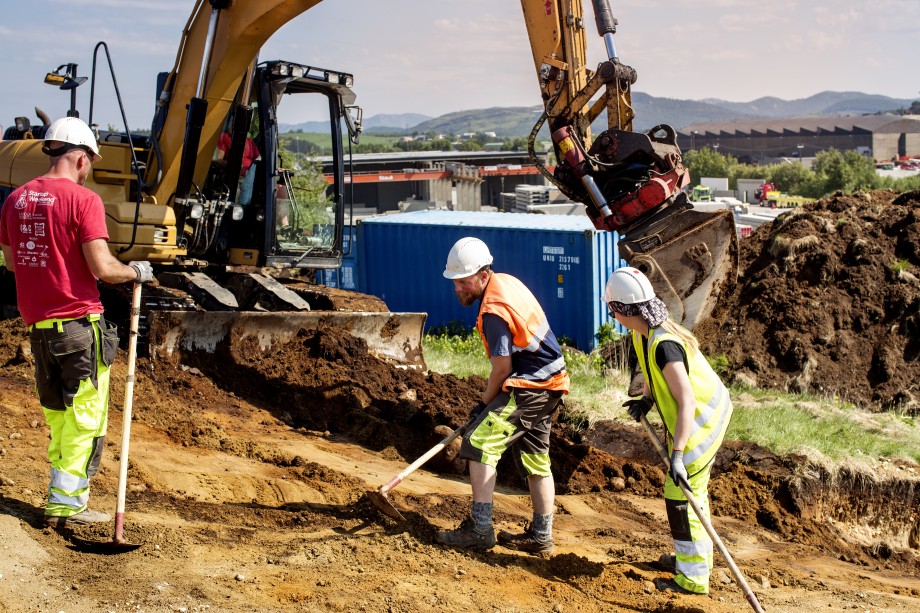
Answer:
[653,553,677,572]
[45,508,112,529]
[497,524,554,555]
[653,577,700,595]
[435,517,495,551]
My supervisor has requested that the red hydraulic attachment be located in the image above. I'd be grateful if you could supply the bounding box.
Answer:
[552,124,690,232]
[596,168,689,231]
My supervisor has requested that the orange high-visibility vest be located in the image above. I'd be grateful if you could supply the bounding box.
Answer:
[477,273,569,393]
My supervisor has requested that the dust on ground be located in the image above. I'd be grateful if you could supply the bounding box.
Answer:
[697,189,920,411]
[0,189,919,612]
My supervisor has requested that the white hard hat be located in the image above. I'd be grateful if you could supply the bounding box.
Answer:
[443,237,493,279]
[603,266,656,304]
[42,117,101,162]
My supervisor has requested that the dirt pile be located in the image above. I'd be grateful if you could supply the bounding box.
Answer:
[144,320,660,496]
[697,189,920,411]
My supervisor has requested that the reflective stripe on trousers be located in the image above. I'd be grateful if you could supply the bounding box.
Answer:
[33,317,112,517]
[664,464,713,594]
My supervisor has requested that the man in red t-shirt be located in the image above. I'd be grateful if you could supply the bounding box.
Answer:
[217,131,261,205]
[0,117,153,528]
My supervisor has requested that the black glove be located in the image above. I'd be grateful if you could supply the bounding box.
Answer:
[623,396,654,422]
[670,449,689,488]
[469,401,487,419]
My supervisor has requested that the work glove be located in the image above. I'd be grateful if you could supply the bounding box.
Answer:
[469,401,488,419]
[129,261,154,283]
[623,396,654,422]
[669,449,689,488]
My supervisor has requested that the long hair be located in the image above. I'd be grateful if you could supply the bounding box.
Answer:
[660,319,699,355]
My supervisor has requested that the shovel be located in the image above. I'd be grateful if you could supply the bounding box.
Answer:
[369,417,474,521]
[75,281,144,553]
[638,413,764,613]
[108,281,144,550]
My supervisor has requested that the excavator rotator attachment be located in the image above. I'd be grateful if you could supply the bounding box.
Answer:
[581,124,690,232]
[552,122,737,330]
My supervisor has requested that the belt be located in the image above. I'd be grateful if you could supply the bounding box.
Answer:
[30,313,101,332]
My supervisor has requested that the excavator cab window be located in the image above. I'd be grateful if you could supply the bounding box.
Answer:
[249,60,357,270]
[208,61,356,270]
[269,87,333,248]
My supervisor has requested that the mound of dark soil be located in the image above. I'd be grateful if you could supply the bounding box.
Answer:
[145,320,655,495]
[697,189,920,411]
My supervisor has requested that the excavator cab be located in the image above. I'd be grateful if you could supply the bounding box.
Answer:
[200,60,360,271]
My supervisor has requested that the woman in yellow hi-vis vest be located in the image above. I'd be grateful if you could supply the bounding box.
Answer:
[604,267,733,595]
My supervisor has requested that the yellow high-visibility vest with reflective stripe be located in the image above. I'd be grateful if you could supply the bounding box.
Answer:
[633,327,732,472]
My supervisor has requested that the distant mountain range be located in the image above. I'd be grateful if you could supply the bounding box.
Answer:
[281,112,432,134]
[280,91,916,137]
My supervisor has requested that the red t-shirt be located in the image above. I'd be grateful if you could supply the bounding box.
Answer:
[0,177,109,325]
[218,132,260,176]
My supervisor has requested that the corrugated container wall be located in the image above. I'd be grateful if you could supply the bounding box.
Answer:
[357,211,622,351]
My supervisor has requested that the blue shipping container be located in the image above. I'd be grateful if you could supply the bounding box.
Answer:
[320,261,357,290]
[357,210,622,351]
[320,226,357,290]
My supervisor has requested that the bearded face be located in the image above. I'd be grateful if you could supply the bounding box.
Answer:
[452,271,487,306]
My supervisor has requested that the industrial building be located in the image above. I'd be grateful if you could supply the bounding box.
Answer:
[678,114,920,163]
[320,150,554,215]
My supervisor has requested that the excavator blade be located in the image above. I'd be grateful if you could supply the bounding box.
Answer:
[618,206,739,330]
[147,311,428,370]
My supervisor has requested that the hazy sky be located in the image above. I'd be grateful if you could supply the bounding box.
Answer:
[2,0,918,132]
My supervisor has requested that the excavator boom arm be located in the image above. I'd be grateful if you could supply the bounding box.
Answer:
[519,0,737,329]
[147,0,324,205]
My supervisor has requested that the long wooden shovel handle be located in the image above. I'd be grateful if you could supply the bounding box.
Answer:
[378,417,475,495]
[113,281,142,543]
[638,414,765,613]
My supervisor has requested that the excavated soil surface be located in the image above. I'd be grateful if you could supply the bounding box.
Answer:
[1,312,918,612]
[697,189,920,411]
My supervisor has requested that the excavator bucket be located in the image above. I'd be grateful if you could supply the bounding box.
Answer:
[147,311,428,370]
[618,205,739,330]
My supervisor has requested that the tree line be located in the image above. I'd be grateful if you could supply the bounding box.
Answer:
[685,147,920,197]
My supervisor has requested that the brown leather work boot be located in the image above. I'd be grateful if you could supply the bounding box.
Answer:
[435,517,496,551]
[497,524,554,555]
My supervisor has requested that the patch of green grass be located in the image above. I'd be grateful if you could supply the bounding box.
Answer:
[726,390,920,464]
[560,347,630,424]
[891,258,911,274]
[422,332,490,379]
[281,131,401,154]
[706,354,729,377]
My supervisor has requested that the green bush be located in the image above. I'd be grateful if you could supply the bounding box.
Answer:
[706,354,729,377]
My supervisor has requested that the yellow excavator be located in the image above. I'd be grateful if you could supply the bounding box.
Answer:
[0,0,736,364]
